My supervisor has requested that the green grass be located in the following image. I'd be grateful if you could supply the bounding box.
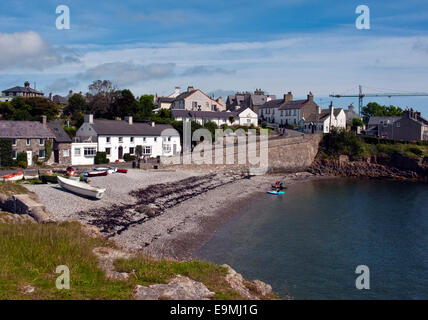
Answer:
[0,221,133,300]
[0,182,31,196]
[114,257,245,300]
[0,218,271,300]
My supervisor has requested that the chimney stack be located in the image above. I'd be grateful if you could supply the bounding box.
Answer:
[187,86,194,92]
[40,115,47,126]
[24,81,30,88]
[49,92,53,101]
[307,92,314,101]
[84,114,94,124]
[125,116,133,125]
[284,91,293,103]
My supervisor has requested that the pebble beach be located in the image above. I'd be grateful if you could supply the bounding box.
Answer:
[26,168,318,258]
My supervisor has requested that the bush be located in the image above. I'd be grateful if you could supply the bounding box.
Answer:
[94,152,109,164]
[123,153,136,162]
[17,152,28,168]
[136,145,143,157]
[0,138,13,167]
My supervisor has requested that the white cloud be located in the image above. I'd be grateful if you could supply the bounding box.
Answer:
[77,62,176,86]
[0,31,78,70]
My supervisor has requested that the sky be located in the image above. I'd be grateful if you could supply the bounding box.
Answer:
[1,0,428,116]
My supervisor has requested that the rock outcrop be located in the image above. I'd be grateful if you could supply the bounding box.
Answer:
[133,275,215,300]
[309,156,427,181]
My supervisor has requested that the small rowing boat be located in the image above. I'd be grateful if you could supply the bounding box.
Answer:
[57,176,106,199]
[117,169,128,174]
[86,170,108,177]
[2,172,24,182]
[94,167,116,174]
[24,173,39,180]
[267,190,285,195]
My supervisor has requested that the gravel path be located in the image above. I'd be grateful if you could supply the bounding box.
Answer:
[26,169,203,221]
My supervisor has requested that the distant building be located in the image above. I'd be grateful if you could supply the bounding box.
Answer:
[76,115,181,162]
[374,109,428,141]
[258,92,320,127]
[171,107,258,127]
[170,86,222,112]
[155,87,181,109]
[302,103,346,134]
[344,104,360,124]
[1,81,44,101]
[0,116,54,166]
[226,89,276,114]
[366,116,401,137]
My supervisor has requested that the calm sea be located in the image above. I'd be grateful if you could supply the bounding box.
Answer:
[195,179,428,299]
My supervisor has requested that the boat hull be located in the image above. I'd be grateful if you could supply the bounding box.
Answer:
[57,176,106,199]
[86,171,108,177]
[267,190,285,195]
[2,172,24,181]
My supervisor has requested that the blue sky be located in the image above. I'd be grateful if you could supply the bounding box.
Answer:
[1,0,428,115]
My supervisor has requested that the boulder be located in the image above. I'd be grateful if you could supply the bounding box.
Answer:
[133,275,215,300]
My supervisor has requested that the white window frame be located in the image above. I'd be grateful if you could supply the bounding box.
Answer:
[105,147,111,156]
[143,146,152,155]
[12,150,17,159]
[118,137,123,143]
[12,139,17,146]
[38,149,45,159]
[106,137,111,143]
[39,138,44,146]
[74,148,81,156]
[26,138,31,146]
[63,149,70,157]
[84,147,96,157]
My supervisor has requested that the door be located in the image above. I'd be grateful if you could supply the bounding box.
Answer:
[26,151,32,166]
[118,146,123,159]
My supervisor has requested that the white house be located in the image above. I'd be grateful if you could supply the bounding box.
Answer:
[76,115,181,163]
[171,108,258,127]
[302,104,346,134]
[71,141,99,165]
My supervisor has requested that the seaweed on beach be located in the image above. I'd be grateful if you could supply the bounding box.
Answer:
[77,173,247,237]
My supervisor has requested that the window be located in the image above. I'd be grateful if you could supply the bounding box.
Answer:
[106,137,111,143]
[74,148,81,156]
[129,147,134,155]
[154,137,157,142]
[106,148,111,155]
[130,137,134,143]
[118,137,123,143]
[84,147,96,157]
[12,150,17,159]
[192,101,198,110]
[26,138,31,146]
[12,139,17,146]
[163,144,171,153]
[39,138,44,146]
[63,149,70,157]
[39,149,45,159]
[143,137,146,142]
[143,146,152,155]
[168,136,171,142]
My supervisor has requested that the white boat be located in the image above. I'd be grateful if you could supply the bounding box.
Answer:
[57,176,106,199]
[94,167,117,174]
[24,174,39,180]
[2,172,24,181]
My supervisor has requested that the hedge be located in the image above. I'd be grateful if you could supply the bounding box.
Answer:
[0,138,13,167]
[94,152,109,164]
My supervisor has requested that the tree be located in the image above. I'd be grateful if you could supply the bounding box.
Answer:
[204,121,218,137]
[134,95,156,120]
[22,97,59,120]
[361,102,403,123]
[110,89,139,118]
[65,93,88,116]
[87,80,119,116]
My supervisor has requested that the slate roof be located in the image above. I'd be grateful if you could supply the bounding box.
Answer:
[47,120,72,143]
[2,86,43,95]
[157,97,175,103]
[258,99,284,109]
[52,95,69,105]
[304,109,343,123]
[0,121,55,139]
[278,99,310,110]
[368,116,401,126]
[172,110,238,119]
[90,120,179,136]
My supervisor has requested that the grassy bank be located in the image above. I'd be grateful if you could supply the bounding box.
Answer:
[318,129,428,160]
[0,216,268,300]
[0,182,32,196]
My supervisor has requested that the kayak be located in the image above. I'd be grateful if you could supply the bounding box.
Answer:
[267,190,285,195]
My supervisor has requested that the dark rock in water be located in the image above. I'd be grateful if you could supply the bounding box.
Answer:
[136,205,158,217]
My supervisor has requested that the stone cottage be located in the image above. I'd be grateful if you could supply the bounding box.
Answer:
[47,120,72,166]
[0,116,55,166]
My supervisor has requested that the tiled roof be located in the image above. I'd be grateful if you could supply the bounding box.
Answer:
[47,120,72,143]
[90,120,178,136]
[0,121,55,139]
